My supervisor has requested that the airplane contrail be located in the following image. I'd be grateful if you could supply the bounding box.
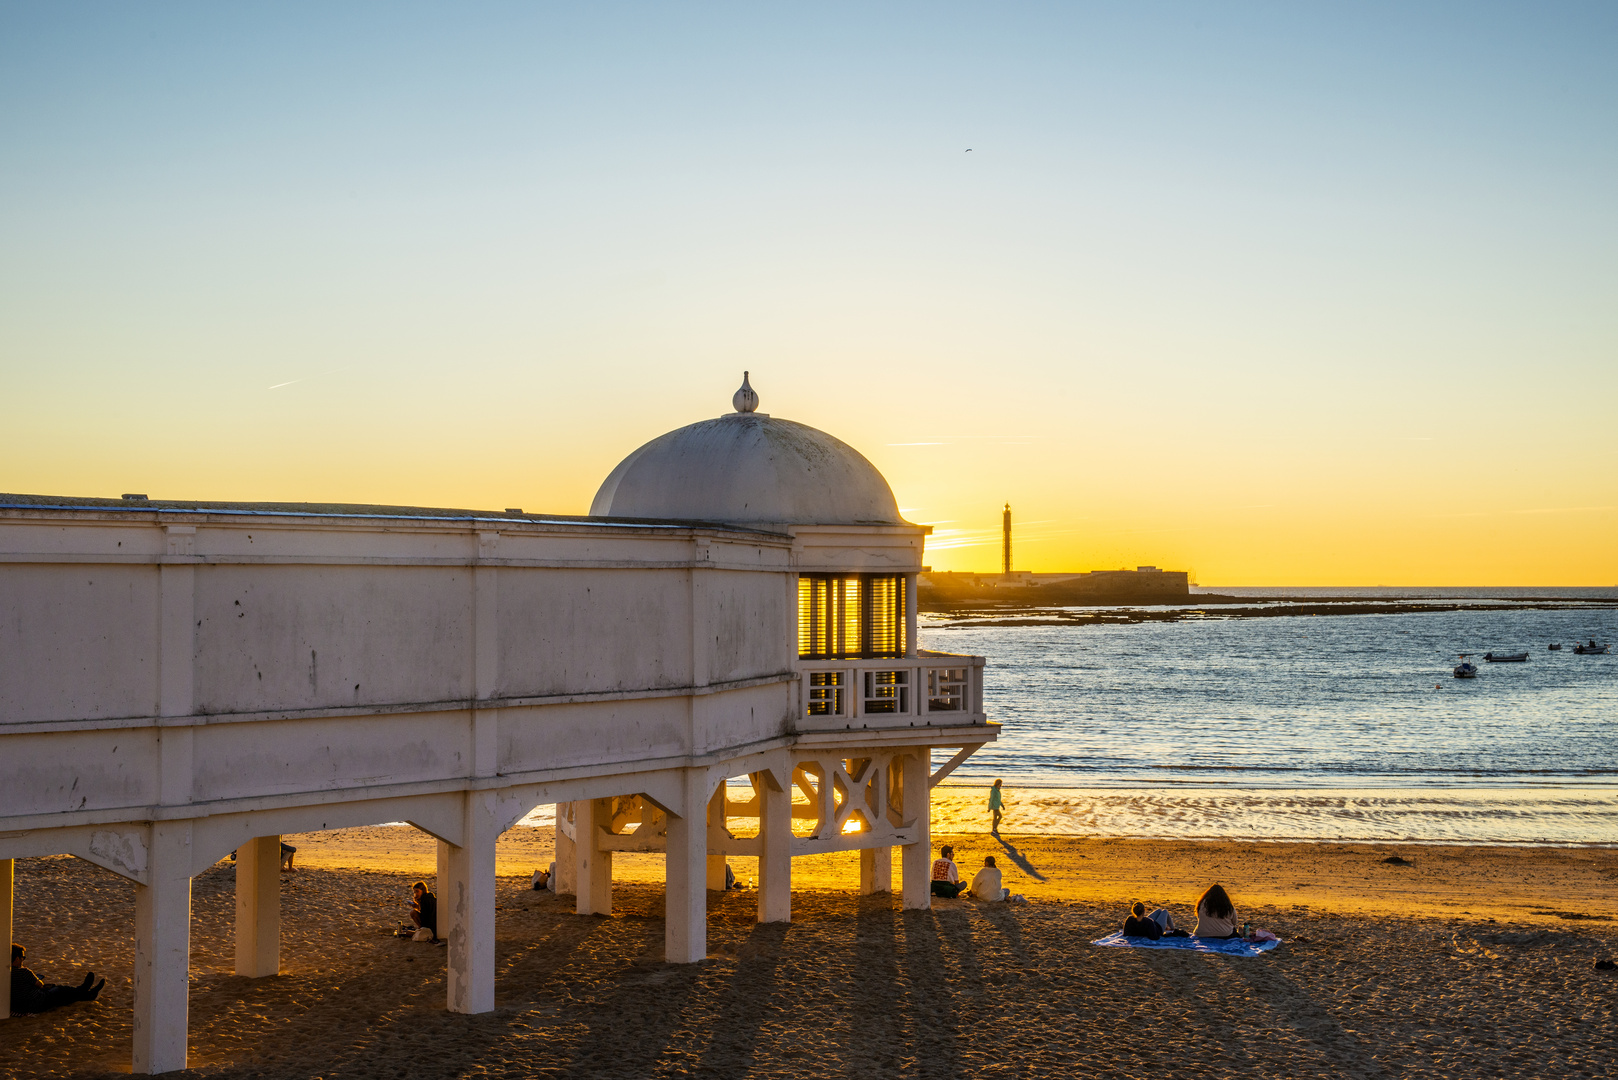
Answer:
[268,365,351,390]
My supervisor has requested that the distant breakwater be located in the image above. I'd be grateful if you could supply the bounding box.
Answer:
[922,596,1618,629]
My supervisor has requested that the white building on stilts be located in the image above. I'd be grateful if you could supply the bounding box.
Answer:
[0,375,995,1073]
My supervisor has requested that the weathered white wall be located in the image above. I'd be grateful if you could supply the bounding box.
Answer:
[497,568,693,695]
[0,564,160,723]
[196,565,477,713]
[0,506,929,832]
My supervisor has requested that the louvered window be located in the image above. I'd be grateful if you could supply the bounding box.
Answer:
[797,574,908,659]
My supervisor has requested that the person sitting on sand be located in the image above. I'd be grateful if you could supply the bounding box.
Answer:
[10,943,104,1014]
[1193,884,1240,938]
[970,855,1009,901]
[410,881,438,942]
[930,845,964,898]
[1122,901,1164,939]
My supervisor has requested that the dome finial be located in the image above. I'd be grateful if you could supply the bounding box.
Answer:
[732,371,759,413]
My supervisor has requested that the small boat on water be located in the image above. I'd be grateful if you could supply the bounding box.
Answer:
[1453,662,1478,678]
[1573,640,1610,655]
[1549,643,1562,651]
[1483,652,1529,663]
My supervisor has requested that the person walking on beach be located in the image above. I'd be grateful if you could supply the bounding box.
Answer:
[988,779,1004,834]
[1193,884,1240,939]
[10,943,104,1014]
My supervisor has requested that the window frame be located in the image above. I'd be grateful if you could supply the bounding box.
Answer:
[797,572,908,660]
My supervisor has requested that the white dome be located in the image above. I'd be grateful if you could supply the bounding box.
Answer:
[590,377,902,527]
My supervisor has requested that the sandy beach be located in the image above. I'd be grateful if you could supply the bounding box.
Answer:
[4,812,1615,1079]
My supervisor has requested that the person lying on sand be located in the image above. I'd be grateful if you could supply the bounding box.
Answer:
[970,855,1009,901]
[10,943,104,1014]
[1122,902,1188,938]
[1122,902,1164,939]
[1194,884,1241,939]
[930,845,965,898]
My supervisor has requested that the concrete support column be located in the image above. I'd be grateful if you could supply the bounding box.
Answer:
[757,774,791,924]
[436,840,450,900]
[233,836,280,977]
[0,858,12,1019]
[705,784,728,891]
[860,846,893,895]
[900,752,932,910]
[554,803,577,896]
[664,769,709,963]
[133,822,193,1075]
[445,791,498,1015]
[575,799,613,916]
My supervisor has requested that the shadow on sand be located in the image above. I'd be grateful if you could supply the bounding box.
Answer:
[992,834,1048,882]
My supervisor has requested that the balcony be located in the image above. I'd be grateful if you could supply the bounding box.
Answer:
[794,649,986,731]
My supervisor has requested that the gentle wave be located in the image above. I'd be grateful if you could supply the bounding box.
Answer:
[932,785,1618,846]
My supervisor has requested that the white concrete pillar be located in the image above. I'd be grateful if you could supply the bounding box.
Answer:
[575,799,613,916]
[445,791,498,1015]
[757,773,791,924]
[554,803,577,896]
[0,858,12,1020]
[860,846,893,895]
[435,840,450,900]
[133,822,193,1075]
[233,836,280,977]
[705,784,728,891]
[664,770,709,963]
[900,752,932,910]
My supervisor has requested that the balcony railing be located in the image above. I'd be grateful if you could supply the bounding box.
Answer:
[795,649,986,729]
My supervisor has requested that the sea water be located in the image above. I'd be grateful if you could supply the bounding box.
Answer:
[922,596,1618,845]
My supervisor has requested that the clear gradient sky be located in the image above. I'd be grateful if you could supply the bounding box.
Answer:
[2,3,1614,584]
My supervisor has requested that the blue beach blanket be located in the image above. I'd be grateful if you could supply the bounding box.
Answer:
[1092,931,1280,956]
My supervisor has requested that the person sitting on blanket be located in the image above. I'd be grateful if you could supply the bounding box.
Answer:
[969,856,1009,901]
[1194,883,1241,938]
[930,845,964,898]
